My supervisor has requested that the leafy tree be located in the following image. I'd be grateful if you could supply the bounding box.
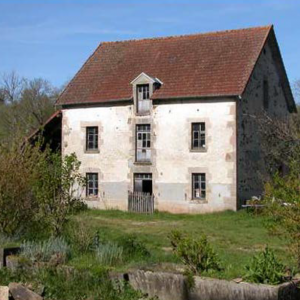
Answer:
[0,141,43,235]
[0,72,59,143]
[0,140,85,236]
[32,151,86,236]
[264,160,300,269]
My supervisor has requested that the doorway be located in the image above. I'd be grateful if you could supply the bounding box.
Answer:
[134,173,153,195]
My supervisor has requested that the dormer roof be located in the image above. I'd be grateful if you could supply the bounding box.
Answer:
[130,72,163,85]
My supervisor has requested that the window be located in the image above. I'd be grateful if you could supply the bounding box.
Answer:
[136,124,151,162]
[192,173,206,200]
[86,127,98,151]
[263,80,269,110]
[137,84,150,113]
[86,173,98,197]
[137,84,150,100]
[192,123,206,149]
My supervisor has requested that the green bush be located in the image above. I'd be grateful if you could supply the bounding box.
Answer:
[64,220,95,253]
[95,242,124,266]
[20,237,70,263]
[117,234,149,260]
[0,140,85,237]
[169,230,221,275]
[244,246,287,285]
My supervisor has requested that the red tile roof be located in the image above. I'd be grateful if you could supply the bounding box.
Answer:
[57,25,273,105]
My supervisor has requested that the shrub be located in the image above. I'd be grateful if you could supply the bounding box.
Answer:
[32,152,86,236]
[117,234,149,260]
[244,246,287,285]
[20,237,70,263]
[264,164,300,269]
[64,220,95,253]
[169,230,221,275]
[95,242,124,266]
[0,142,43,235]
[0,140,85,237]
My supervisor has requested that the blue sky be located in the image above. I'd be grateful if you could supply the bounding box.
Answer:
[0,0,299,91]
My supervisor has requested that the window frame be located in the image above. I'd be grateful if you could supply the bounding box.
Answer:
[192,173,206,200]
[86,126,99,152]
[135,124,151,163]
[191,122,206,150]
[86,173,99,197]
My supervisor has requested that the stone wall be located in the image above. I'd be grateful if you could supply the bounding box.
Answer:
[237,39,293,203]
[127,270,299,300]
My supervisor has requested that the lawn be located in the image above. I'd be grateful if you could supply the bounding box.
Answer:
[69,209,292,280]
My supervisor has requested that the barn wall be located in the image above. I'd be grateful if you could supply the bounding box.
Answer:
[237,39,291,203]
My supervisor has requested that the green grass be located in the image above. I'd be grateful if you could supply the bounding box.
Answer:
[68,209,292,280]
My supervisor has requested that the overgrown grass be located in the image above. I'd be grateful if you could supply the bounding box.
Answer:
[68,209,292,279]
[0,266,145,300]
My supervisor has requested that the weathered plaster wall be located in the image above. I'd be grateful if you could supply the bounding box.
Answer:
[62,99,237,213]
[238,39,291,203]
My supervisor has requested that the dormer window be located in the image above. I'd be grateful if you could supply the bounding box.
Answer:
[137,84,150,114]
[131,72,162,115]
[137,84,150,101]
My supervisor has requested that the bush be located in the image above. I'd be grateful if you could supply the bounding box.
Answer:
[169,230,221,275]
[64,220,95,253]
[0,140,85,237]
[0,142,43,235]
[20,237,70,263]
[264,164,300,269]
[244,246,287,285]
[117,234,149,260]
[95,242,124,266]
[32,152,86,236]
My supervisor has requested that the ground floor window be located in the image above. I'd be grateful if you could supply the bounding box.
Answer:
[192,173,206,200]
[134,173,152,194]
[86,173,98,197]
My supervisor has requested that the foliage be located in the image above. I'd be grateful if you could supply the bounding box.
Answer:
[32,151,86,236]
[264,163,300,269]
[169,230,221,275]
[0,266,147,300]
[0,140,85,236]
[117,234,150,260]
[0,141,44,235]
[20,237,70,263]
[244,246,287,285]
[64,219,95,253]
[0,72,59,143]
[95,242,124,266]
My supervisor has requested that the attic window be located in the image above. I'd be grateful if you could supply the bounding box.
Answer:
[137,84,150,100]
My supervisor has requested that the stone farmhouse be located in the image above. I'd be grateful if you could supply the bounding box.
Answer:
[48,25,296,213]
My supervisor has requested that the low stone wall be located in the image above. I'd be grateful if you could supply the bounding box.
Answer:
[0,247,20,269]
[127,270,300,300]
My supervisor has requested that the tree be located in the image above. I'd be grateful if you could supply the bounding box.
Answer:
[264,161,300,269]
[0,139,85,236]
[33,152,86,236]
[0,72,59,143]
[256,108,300,269]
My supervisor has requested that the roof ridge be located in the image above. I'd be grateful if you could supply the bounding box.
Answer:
[100,25,273,45]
